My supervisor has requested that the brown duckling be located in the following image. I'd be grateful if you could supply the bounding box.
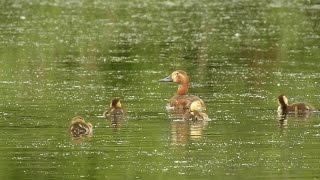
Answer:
[277,94,313,115]
[103,98,124,118]
[159,70,209,121]
[69,116,93,138]
[103,98,125,131]
[189,99,209,120]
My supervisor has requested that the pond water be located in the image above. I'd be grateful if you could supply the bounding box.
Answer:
[1,0,320,179]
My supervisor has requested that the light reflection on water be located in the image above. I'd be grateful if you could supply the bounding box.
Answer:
[0,0,320,179]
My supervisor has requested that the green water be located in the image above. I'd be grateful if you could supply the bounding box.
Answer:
[1,0,320,179]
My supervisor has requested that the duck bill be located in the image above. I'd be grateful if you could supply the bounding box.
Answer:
[159,75,173,82]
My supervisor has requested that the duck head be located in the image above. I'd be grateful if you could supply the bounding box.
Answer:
[71,116,85,122]
[110,98,122,108]
[159,70,189,95]
[277,94,288,107]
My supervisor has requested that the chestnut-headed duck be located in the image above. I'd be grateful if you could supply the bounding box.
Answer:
[159,70,209,120]
[69,116,93,138]
[277,94,313,115]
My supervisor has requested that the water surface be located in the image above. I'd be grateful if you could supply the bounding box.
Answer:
[0,0,320,179]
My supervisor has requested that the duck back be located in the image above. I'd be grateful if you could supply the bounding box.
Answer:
[287,103,313,112]
[167,95,203,112]
[69,121,91,138]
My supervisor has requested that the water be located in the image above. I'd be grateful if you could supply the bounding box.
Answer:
[0,0,320,179]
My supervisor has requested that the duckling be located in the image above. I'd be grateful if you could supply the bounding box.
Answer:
[103,98,124,131]
[159,70,209,120]
[277,94,313,115]
[189,99,209,121]
[69,116,93,138]
[103,98,124,118]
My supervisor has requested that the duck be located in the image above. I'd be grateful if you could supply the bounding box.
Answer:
[159,70,209,120]
[277,94,313,115]
[69,116,93,138]
[103,98,124,118]
[103,98,125,131]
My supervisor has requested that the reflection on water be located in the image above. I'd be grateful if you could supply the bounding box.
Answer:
[277,109,316,136]
[107,114,125,132]
[170,119,208,146]
[70,135,93,145]
[278,117,288,130]
[189,120,208,140]
[278,111,314,124]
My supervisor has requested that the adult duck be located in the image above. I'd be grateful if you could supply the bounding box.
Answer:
[69,116,93,138]
[277,94,313,116]
[159,70,209,120]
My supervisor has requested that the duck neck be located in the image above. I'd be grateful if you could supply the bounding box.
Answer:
[279,103,288,113]
[177,83,188,95]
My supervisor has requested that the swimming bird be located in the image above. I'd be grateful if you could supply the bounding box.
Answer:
[277,94,313,116]
[159,70,209,120]
[69,116,93,138]
[103,98,124,130]
[103,98,124,118]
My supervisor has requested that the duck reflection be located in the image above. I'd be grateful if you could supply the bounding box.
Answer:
[103,98,125,131]
[68,116,93,141]
[170,119,208,146]
[277,113,288,129]
[277,111,313,129]
[109,116,124,131]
